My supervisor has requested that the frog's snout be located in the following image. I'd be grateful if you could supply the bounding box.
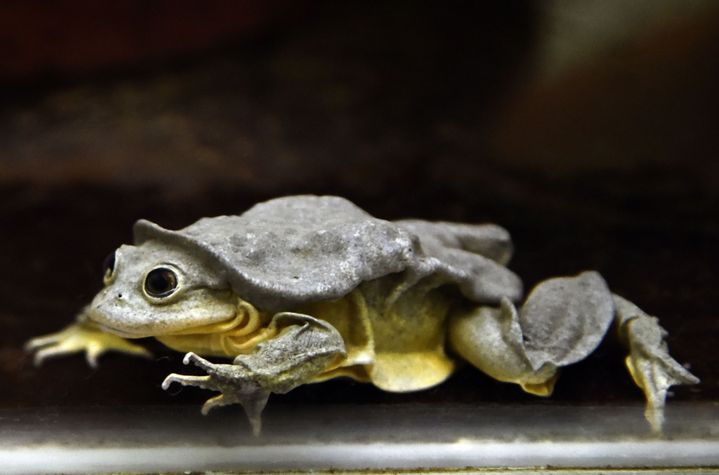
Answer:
[87,288,154,338]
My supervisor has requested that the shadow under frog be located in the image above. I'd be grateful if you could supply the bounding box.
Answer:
[26,195,698,435]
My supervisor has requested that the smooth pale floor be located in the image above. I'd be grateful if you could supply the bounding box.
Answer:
[2,402,718,474]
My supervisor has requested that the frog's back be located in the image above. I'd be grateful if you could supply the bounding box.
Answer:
[134,195,523,313]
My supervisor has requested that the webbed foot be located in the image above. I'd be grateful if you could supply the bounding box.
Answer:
[25,321,151,368]
[614,295,699,432]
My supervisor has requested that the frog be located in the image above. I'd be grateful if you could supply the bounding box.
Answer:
[26,195,698,435]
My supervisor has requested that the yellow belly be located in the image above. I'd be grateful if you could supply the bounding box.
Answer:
[298,275,456,392]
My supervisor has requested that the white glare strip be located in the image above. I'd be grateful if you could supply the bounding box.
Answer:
[3,440,719,474]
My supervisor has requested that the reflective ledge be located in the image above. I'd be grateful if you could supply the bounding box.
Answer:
[1,402,718,474]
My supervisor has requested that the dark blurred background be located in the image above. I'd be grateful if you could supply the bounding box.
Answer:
[1,1,716,419]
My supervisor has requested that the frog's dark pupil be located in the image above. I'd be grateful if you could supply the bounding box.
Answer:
[145,268,178,297]
[102,251,116,277]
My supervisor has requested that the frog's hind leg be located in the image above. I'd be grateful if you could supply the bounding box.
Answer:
[612,295,699,432]
[449,271,699,432]
[449,272,617,398]
[448,298,559,397]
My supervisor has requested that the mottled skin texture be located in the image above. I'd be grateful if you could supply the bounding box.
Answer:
[26,195,698,435]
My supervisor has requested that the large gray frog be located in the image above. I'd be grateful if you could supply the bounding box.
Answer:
[26,195,698,434]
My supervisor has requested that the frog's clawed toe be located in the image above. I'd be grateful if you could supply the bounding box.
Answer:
[201,394,231,415]
[200,391,269,436]
[164,352,270,435]
[182,351,213,370]
[161,373,213,391]
[162,353,231,393]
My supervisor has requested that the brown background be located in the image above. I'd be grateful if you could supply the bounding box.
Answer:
[1,1,716,421]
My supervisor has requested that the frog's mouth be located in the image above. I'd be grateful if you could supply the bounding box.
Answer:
[89,304,257,339]
[94,321,143,339]
[83,305,148,338]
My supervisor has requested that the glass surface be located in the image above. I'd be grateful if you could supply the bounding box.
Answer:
[2,403,718,473]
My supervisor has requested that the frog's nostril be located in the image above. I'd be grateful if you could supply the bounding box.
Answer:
[117,293,123,299]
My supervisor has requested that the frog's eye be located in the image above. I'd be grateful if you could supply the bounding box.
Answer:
[144,267,179,299]
[102,251,117,285]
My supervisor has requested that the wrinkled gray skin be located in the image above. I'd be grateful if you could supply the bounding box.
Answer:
[26,195,698,435]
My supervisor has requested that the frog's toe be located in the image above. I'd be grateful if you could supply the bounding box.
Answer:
[240,391,270,436]
[182,351,215,371]
[85,340,151,368]
[32,344,76,367]
[201,394,229,415]
[201,390,269,436]
[24,333,64,352]
[85,344,102,369]
[161,373,213,391]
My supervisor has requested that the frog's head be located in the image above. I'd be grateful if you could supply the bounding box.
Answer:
[87,240,237,338]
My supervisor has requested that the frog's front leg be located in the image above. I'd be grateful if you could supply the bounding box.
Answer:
[162,312,346,435]
[25,307,152,368]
